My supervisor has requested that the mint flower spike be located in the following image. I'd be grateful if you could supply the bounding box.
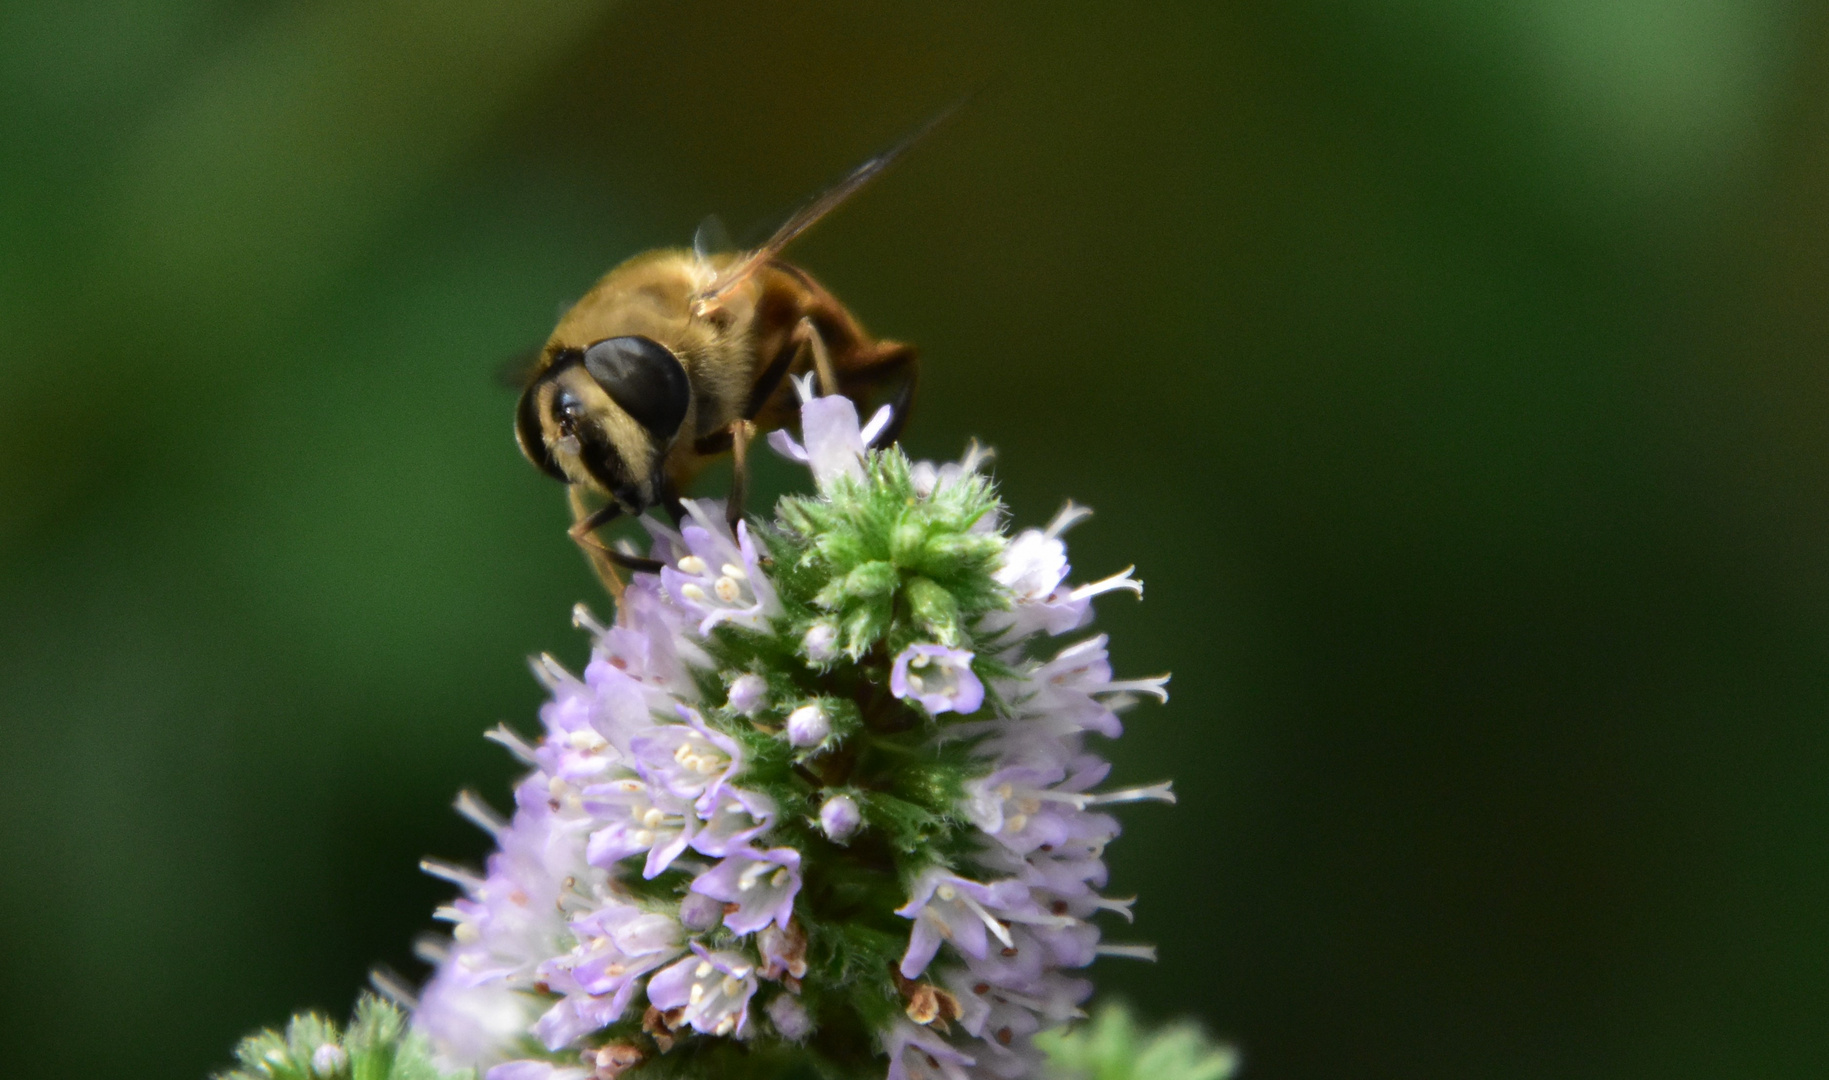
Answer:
[414,386,1176,1080]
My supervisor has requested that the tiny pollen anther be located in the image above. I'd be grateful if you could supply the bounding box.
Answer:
[681,583,708,602]
[677,556,708,575]
[714,576,742,602]
[720,563,746,580]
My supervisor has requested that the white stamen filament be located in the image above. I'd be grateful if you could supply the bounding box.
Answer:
[739,860,774,891]
[529,652,576,692]
[1099,676,1171,702]
[571,603,609,636]
[986,986,1086,1020]
[1095,943,1158,961]
[413,937,449,964]
[956,891,1016,948]
[1070,566,1143,601]
[453,790,506,838]
[1093,895,1137,921]
[418,859,483,891]
[483,724,539,765]
[1084,781,1176,806]
[1044,501,1093,538]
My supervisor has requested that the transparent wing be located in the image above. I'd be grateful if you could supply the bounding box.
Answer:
[692,96,968,313]
[693,214,734,261]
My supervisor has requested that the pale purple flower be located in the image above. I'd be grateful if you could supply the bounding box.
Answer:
[628,707,741,813]
[758,921,808,980]
[894,871,1024,978]
[767,993,813,1040]
[689,846,803,934]
[890,644,985,715]
[646,945,759,1038]
[580,778,695,879]
[690,786,777,858]
[818,793,862,843]
[999,635,1167,740]
[766,373,894,489]
[883,1021,975,1080]
[909,440,993,501]
[531,904,684,1049]
[659,502,780,636]
[727,673,767,715]
[786,703,830,747]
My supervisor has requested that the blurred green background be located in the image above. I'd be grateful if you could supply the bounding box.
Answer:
[5,1,1829,1077]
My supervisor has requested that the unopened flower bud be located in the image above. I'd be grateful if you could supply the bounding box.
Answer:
[766,993,813,1040]
[801,621,839,664]
[819,794,862,842]
[679,891,724,931]
[786,704,830,747]
[727,673,767,715]
[310,1042,347,1076]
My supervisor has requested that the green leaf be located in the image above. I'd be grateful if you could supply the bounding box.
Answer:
[1037,1004,1238,1080]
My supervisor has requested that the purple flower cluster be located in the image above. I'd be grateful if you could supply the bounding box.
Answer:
[414,388,1172,1080]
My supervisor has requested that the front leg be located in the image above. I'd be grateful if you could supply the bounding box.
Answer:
[726,419,756,536]
[567,488,664,601]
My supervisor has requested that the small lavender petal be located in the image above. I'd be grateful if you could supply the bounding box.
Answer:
[890,644,985,715]
[688,846,803,934]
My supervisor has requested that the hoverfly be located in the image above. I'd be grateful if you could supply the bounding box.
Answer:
[513,112,954,596]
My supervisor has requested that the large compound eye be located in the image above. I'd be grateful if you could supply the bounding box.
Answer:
[582,335,690,440]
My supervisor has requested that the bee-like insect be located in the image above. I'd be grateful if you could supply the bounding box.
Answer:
[513,120,943,596]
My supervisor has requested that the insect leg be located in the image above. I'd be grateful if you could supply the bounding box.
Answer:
[800,317,841,396]
[567,489,663,601]
[725,419,757,536]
